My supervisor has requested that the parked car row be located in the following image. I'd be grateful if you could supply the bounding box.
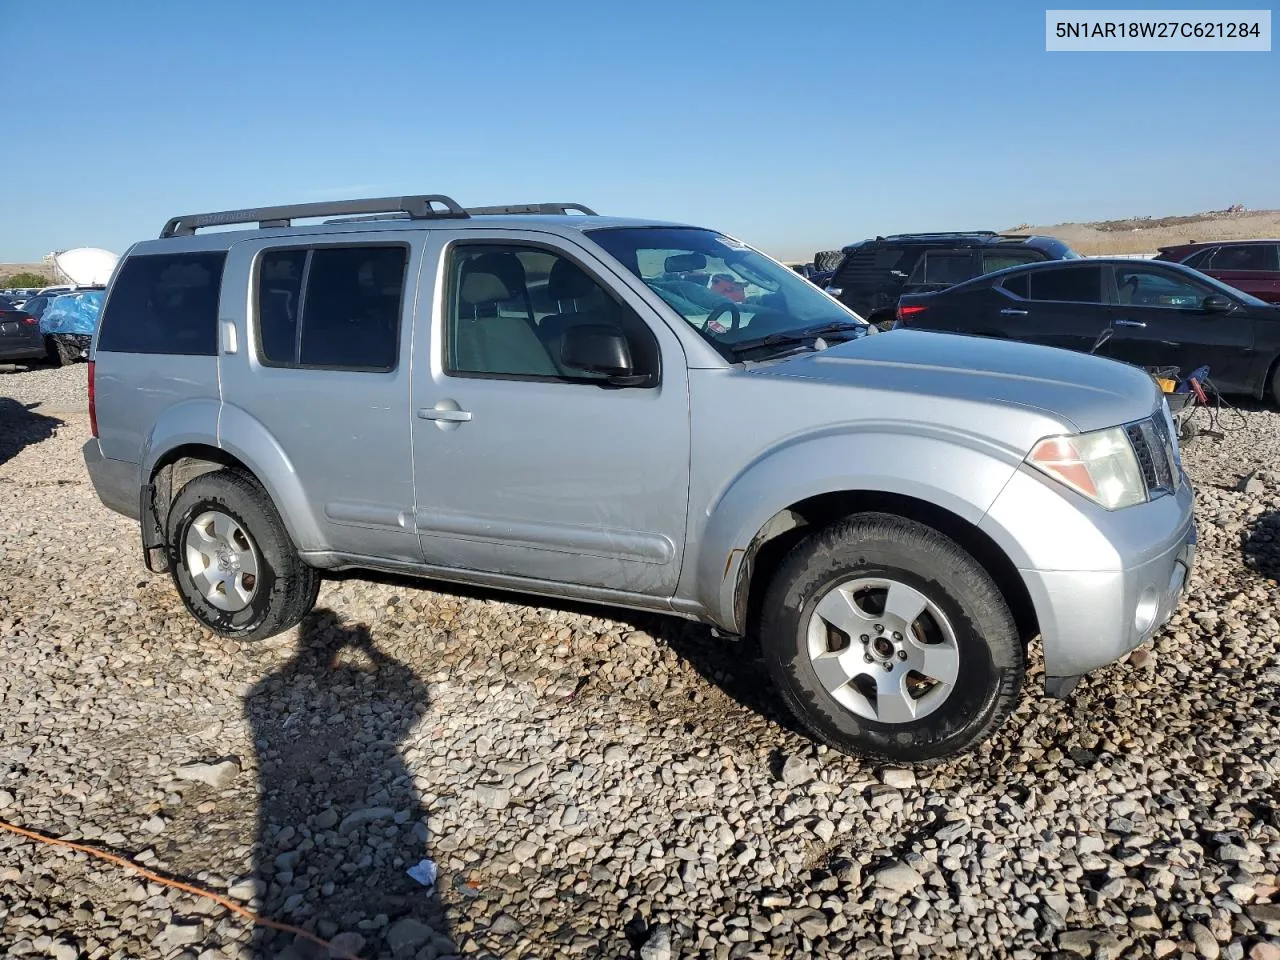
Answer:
[796,229,1280,400]
[0,286,104,365]
[895,257,1280,400]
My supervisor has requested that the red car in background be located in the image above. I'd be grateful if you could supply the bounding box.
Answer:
[1155,239,1280,304]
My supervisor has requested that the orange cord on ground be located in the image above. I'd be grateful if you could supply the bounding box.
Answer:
[0,818,360,959]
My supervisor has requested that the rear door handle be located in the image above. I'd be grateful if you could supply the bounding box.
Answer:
[1114,319,1147,328]
[999,308,1028,316]
[418,407,472,422]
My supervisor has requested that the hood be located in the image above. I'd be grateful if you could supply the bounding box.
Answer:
[757,329,1160,435]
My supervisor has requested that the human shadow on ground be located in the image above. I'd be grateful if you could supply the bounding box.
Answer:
[0,397,62,466]
[1242,508,1280,580]
[243,608,454,960]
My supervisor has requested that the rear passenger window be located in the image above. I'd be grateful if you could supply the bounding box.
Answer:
[97,253,226,355]
[983,252,1041,273]
[1029,266,1102,303]
[913,252,975,285]
[1001,274,1030,299]
[256,245,406,371]
[1208,244,1279,271]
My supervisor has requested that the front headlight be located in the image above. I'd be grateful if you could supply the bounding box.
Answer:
[1028,426,1146,510]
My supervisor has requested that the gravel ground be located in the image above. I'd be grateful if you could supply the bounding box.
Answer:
[1,365,1278,960]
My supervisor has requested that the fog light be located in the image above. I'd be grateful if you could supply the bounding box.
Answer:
[1134,586,1160,636]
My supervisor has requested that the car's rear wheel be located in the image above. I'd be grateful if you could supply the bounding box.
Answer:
[760,513,1024,764]
[167,470,319,641]
[45,336,77,367]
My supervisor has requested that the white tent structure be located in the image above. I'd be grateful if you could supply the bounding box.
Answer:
[44,247,119,286]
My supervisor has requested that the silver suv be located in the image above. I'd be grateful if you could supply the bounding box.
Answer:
[82,194,1196,763]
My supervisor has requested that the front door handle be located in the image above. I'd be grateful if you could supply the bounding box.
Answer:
[418,406,472,422]
[999,308,1028,316]
[1114,319,1147,328]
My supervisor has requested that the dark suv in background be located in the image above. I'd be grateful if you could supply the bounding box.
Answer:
[825,231,1081,327]
[1155,240,1280,304]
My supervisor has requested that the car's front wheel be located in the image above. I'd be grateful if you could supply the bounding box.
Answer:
[167,470,320,641]
[760,513,1024,764]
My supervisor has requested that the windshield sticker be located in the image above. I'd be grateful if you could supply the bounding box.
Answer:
[716,235,749,250]
[707,319,728,334]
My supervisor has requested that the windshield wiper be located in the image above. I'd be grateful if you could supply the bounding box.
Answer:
[727,321,866,357]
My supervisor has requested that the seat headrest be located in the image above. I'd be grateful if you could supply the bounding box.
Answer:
[458,251,526,306]
[665,252,706,273]
[547,259,599,300]
[459,271,512,306]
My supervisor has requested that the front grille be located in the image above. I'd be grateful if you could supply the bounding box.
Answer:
[1126,416,1177,497]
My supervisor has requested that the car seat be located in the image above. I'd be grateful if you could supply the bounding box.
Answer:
[454,253,557,376]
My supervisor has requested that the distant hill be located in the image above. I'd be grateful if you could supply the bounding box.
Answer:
[1009,207,1280,256]
[0,262,54,284]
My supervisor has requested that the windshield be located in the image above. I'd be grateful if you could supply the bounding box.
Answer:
[589,227,868,358]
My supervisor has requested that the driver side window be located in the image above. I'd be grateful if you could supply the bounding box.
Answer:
[444,244,660,385]
[1112,267,1210,309]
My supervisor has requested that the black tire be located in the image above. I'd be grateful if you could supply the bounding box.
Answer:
[1270,363,1280,407]
[45,336,74,367]
[813,250,844,273]
[759,513,1024,764]
[167,469,320,641]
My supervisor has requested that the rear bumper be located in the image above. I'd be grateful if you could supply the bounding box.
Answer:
[82,439,140,520]
[0,330,46,361]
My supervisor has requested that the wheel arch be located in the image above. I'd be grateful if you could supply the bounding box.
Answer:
[733,490,1039,651]
[139,405,326,571]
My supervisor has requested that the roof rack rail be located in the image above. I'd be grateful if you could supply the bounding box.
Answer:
[323,201,599,224]
[160,194,469,238]
[466,202,598,216]
[878,230,999,240]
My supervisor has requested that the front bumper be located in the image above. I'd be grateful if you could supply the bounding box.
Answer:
[980,465,1196,680]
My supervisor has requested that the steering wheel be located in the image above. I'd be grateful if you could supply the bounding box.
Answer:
[705,300,742,333]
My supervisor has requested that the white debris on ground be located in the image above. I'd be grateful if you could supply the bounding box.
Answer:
[1,364,1278,959]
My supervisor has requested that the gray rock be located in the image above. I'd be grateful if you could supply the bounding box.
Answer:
[603,744,628,764]
[0,789,14,809]
[1188,922,1220,959]
[49,942,78,960]
[871,862,923,894]
[156,920,204,948]
[228,877,265,901]
[473,783,511,810]
[386,918,434,954]
[328,932,366,958]
[338,806,395,835]
[173,759,241,789]
[880,768,916,789]
[1057,930,1122,958]
[314,807,339,830]
[779,755,815,787]
[488,914,521,936]
[639,924,672,960]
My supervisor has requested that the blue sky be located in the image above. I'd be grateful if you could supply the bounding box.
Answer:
[2,0,1276,262]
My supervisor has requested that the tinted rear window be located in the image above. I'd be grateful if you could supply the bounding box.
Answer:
[97,252,226,355]
[1029,266,1102,303]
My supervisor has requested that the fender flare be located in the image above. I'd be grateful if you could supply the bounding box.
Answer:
[140,400,326,554]
[690,429,1023,632]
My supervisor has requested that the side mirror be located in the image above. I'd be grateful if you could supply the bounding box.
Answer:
[1202,294,1234,313]
[561,323,647,386]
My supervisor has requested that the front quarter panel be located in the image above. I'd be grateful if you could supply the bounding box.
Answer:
[687,419,1024,632]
